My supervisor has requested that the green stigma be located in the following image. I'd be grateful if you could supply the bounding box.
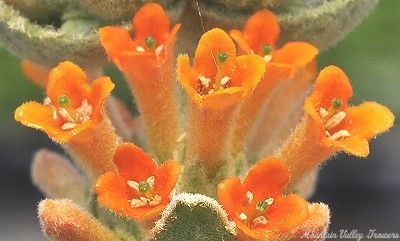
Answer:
[217,51,228,63]
[58,95,70,107]
[331,98,342,109]
[145,36,156,48]
[261,44,272,55]
[138,181,151,193]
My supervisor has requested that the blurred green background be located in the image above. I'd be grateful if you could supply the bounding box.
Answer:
[0,0,399,240]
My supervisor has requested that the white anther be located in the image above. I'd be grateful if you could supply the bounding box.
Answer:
[265,197,274,205]
[263,55,272,63]
[239,212,248,221]
[58,108,75,122]
[149,194,162,206]
[76,99,93,122]
[136,46,145,53]
[246,191,253,203]
[127,180,139,191]
[61,122,77,130]
[220,76,231,86]
[155,45,164,57]
[324,111,346,129]
[199,75,211,88]
[208,89,215,94]
[253,216,268,225]
[43,97,52,105]
[130,198,147,208]
[328,130,351,140]
[140,196,149,203]
[146,176,155,189]
[319,107,329,118]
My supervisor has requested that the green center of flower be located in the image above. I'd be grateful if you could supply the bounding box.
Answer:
[331,98,342,109]
[217,51,228,63]
[256,198,274,211]
[58,95,70,107]
[261,44,272,55]
[145,36,156,48]
[138,181,151,193]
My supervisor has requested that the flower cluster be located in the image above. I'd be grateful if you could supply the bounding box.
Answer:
[14,3,394,241]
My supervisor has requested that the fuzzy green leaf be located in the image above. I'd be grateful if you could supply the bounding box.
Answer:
[148,193,236,241]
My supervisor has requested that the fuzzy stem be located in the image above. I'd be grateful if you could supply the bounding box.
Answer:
[64,116,120,181]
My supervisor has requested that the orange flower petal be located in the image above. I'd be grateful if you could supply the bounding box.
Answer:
[307,65,353,112]
[46,61,90,108]
[154,160,180,198]
[344,101,394,139]
[217,177,246,218]
[271,42,318,67]
[230,10,280,54]
[231,54,267,94]
[112,143,157,181]
[132,3,170,45]
[99,26,136,69]
[325,136,370,157]
[244,158,289,199]
[193,28,237,77]
[89,76,115,121]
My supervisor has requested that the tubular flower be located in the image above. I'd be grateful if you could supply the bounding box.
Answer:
[228,10,318,160]
[95,143,180,220]
[177,28,265,176]
[217,158,309,240]
[280,65,395,185]
[100,3,181,161]
[15,61,119,179]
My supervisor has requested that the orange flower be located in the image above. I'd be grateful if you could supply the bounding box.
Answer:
[218,158,308,240]
[304,65,394,157]
[100,3,181,161]
[95,143,180,220]
[177,28,265,108]
[227,10,318,159]
[15,61,114,143]
[177,28,265,176]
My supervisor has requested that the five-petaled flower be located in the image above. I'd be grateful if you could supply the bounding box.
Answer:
[95,143,180,220]
[304,65,394,157]
[218,158,309,240]
[177,28,265,108]
[14,61,114,143]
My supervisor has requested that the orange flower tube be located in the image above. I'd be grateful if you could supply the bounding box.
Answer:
[177,28,265,176]
[279,65,395,186]
[100,3,181,161]
[95,143,180,221]
[15,61,120,180]
[228,10,318,160]
[217,158,310,240]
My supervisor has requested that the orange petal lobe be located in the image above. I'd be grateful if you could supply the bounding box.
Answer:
[217,177,245,218]
[113,143,157,181]
[271,42,318,67]
[231,54,266,93]
[90,76,115,120]
[154,160,180,198]
[244,158,289,199]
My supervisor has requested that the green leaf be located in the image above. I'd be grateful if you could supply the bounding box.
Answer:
[148,193,236,241]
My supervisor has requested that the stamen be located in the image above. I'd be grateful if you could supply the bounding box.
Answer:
[136,46,145,53]
[75,99,93,122]
[319,107,329,118]
[324,111,346,129]
[263,55,272,63]
[253,216,268,226]
[239,212,248,221]
[146,176,155,189]
[199,75,211,88]
[246,191,254,203]
[155,45,164,57]
[328,130,351,140]
[220,76,231,86]
[145,36,156,48]
[149,194,162,206]
[127,180,139,191]
[43,97,51,105]
[61,122,77,130]
[130,198,147,208]
[217,51,228,63]
[58,108,75,122]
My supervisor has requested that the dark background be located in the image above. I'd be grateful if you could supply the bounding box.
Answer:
[0,0,399,240]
